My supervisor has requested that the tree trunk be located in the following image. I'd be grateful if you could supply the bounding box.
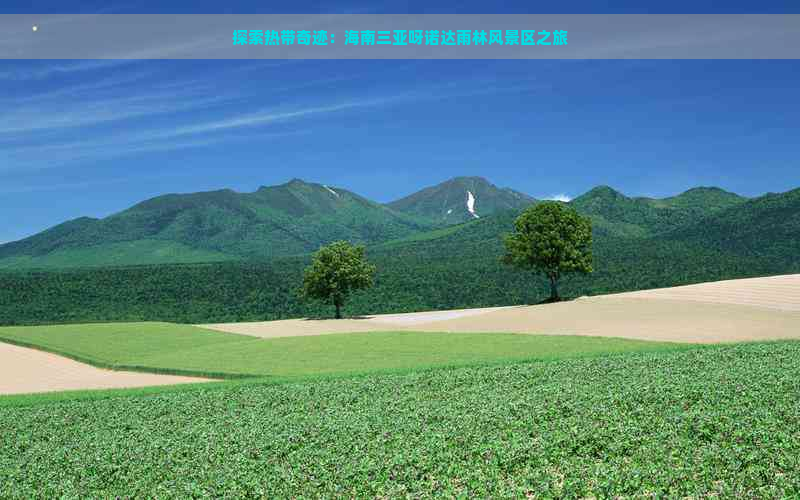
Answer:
[549,274,560,302]
[334,300,342,319]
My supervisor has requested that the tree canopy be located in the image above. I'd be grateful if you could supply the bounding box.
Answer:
[302,241,376,319]
[503,202,593,301]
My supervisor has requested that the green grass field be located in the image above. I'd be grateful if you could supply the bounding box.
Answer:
[0,322,682,379]
[1,341,799,497]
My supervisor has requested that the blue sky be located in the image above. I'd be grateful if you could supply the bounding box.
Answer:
[1,1,800,243]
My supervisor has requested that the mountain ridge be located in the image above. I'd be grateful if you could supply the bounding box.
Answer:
[0,179,431,266]
[3,185,798,326]
[0,177,771,270]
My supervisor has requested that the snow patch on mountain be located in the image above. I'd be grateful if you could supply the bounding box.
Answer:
[466,190,479,218]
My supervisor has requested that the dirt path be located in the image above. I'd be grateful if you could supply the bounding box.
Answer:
[201,274,800,344]
[0,342,209,396]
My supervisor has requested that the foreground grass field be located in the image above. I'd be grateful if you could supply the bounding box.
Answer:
[0,322,681,378]
[1,341,799,497]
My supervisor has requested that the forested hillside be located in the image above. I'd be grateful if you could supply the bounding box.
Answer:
[569,186,746,237]
[1,186,796,326]
[0,177,754,270]
[667,188,800,262]
[0,179,434,268]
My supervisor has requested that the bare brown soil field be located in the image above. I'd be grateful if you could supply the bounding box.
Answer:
[606,274,800,311]
[5,274,796,396]
[202,274,800,344]
[0,342,207,396]
[201,306,516,338]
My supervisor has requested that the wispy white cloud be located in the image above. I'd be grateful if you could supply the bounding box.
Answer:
[167,98,391,137]
[0,83,238,135]
[0,63,391,138]
[544,193,572,202]
[0,59,137,81]
[1,70,155,104]
[153,78,539,139]
[0,95,387,172]
[1,69,541,172]
[414,78,544,101]
[3,130,309,172]
[0,172,176,195]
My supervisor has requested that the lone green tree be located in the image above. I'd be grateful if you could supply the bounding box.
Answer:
[302,241,376,319]
[502,202,593,302]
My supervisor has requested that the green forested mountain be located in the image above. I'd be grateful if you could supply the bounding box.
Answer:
[665,188,800,263]
[1,178,753,270]
[569,186,746,237]
[1,184,797,326]
[0,179,434,269]
[650,186,747,212]
[387,176,536,224]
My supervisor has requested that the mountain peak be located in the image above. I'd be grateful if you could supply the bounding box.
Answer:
[658,186,746,212]
[448,175,490,183]
[257,178,311,191]
[674,186,742,198]
[571,185,626,204]
[683,186,725,193]
[387,177,535,224]
[588,185,624,197]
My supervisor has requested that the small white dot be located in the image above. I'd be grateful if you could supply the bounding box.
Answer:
[32,25,38,32]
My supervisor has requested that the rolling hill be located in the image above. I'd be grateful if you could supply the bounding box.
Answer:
[667,187,800,262]
[569,186,746,237]
[0,179,434,269]
[0,175,540,269]
[2,183,798,326]
[1,177,752,270]
[377,185,795,270]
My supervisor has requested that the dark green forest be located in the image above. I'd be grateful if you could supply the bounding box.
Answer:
[1,182,797,326]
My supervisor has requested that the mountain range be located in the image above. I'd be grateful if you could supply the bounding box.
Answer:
[1,175,798,273]
[2,176,799,325]
[0,176,536,269]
